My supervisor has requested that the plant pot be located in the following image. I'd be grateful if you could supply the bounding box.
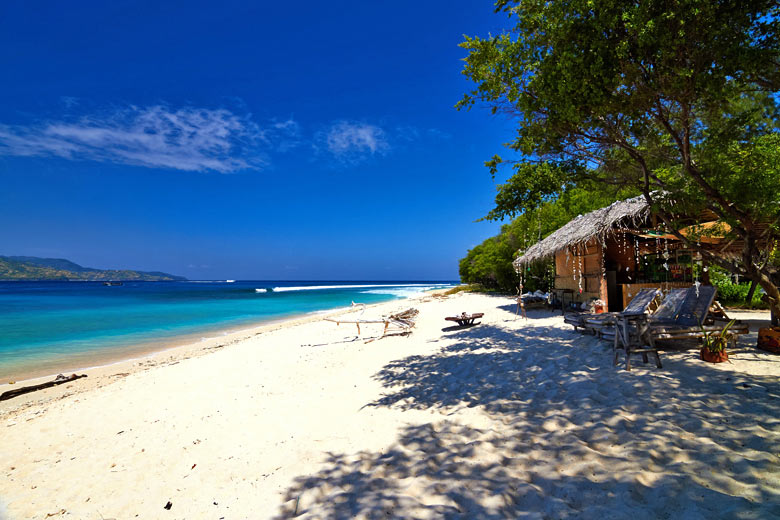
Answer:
[757,327,780,354]
[700,347,728,363]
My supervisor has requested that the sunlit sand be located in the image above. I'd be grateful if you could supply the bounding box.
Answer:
[1,293,778,519]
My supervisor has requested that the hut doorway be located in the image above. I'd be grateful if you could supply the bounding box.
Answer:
[606,271,620,312]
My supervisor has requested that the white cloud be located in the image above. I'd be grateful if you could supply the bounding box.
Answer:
[319,121,389,162]
[268,118,302,153]
[0,105,270,173]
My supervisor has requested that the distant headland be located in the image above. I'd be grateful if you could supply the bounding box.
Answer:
[0,256,186,281]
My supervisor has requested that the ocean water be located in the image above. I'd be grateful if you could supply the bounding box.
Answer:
[0,280,453,380]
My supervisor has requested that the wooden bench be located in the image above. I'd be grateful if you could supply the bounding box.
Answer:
[445,312,484,326]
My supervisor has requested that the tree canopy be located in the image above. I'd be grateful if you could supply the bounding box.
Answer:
[460,185,632,292]
[459,0,780,314]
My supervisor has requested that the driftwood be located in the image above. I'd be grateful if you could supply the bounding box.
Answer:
[326,307,419,340]
[0,373,87,402]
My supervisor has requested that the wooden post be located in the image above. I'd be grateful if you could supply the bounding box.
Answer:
[701,260,711,285]
[599,244,609,312]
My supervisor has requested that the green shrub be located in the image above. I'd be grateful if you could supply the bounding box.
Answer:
[443,284,504,295]
[709,268,767,308]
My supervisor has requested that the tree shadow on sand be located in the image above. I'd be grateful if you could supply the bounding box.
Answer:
[276,321,780,519]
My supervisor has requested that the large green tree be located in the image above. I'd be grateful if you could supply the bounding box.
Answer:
[459,0,780,315]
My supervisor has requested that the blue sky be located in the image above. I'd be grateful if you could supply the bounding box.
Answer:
[0,0,516,280]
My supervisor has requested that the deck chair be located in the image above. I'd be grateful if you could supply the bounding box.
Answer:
[610,288,689,370]
[648,286,749,346]
[614,286,748,370]
[564,288,657,333]
[599,288,688,341]
[563,310,592,332]
[581,288,660,336]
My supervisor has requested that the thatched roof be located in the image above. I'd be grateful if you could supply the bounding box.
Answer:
[514,195,650,268]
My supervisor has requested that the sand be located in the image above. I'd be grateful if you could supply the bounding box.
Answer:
[1,293,778,519]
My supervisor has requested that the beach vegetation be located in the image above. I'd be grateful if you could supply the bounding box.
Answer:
[443,283,504,295]
[458,0,780,316]
[459,184,632,292]
[709,267,769,309]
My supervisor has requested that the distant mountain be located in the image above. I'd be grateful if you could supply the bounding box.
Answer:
[0,256,186,281]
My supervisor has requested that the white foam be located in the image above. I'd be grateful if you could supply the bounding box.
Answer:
[269,283,435,292]
[255,288,268,293]
[362,285,449,298]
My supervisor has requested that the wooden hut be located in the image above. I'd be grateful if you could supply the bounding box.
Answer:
[513,196,734,311]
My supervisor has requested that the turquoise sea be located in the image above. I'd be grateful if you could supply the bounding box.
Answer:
[0,280,453,381]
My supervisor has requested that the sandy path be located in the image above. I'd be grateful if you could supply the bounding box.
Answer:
[1,293,778,519]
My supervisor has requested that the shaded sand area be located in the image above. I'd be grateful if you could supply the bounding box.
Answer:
[1,293,779,519]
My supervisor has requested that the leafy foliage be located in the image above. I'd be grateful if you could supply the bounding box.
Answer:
[709,267,767,308]
[702,319,736,354]
[459,0,780,314]
[460,186,629,292]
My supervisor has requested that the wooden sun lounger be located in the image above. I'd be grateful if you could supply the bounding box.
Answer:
[445,312,483,327]
[650,322,750,347]
[583,288,660,336]
[614,286,718,370]
[613,286,748,370]
[564,288,660,336]
[600,288,688,342]
[563,311,591,332]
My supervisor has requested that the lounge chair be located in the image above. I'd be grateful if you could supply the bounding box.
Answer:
[613,286,748,370]
[600,287,688,342]
[581,288,660,336]
[648,286,748,346]
[609,287,691,370]
[563,288,660,335]
[563,310,591,332]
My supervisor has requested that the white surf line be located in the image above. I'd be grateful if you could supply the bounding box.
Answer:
[268,284,438,292]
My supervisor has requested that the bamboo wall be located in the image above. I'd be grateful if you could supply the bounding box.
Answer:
[553,238,606,304]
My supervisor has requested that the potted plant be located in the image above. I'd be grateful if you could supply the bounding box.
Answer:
[700,320,735,363]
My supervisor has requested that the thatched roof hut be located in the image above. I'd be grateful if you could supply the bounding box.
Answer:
[513,195,650,269]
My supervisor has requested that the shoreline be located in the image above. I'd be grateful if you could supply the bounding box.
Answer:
[0,291,430,396]
[0,282,453,386]
[0,307,340,386]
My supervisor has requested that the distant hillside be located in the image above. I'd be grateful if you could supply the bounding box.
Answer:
[0,256,186,281]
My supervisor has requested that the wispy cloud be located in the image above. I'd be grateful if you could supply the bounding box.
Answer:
[317,121,389,163]
[268,118,302,153]
[0,105,271,172]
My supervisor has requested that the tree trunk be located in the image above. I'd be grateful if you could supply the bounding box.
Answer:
[751,269,780,322]
[745,279,758,305]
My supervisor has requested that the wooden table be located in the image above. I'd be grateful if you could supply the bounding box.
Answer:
[445,313,484,326]
[613,312,662,371]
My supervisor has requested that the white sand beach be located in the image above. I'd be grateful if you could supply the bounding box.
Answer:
[1,292,779,519]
